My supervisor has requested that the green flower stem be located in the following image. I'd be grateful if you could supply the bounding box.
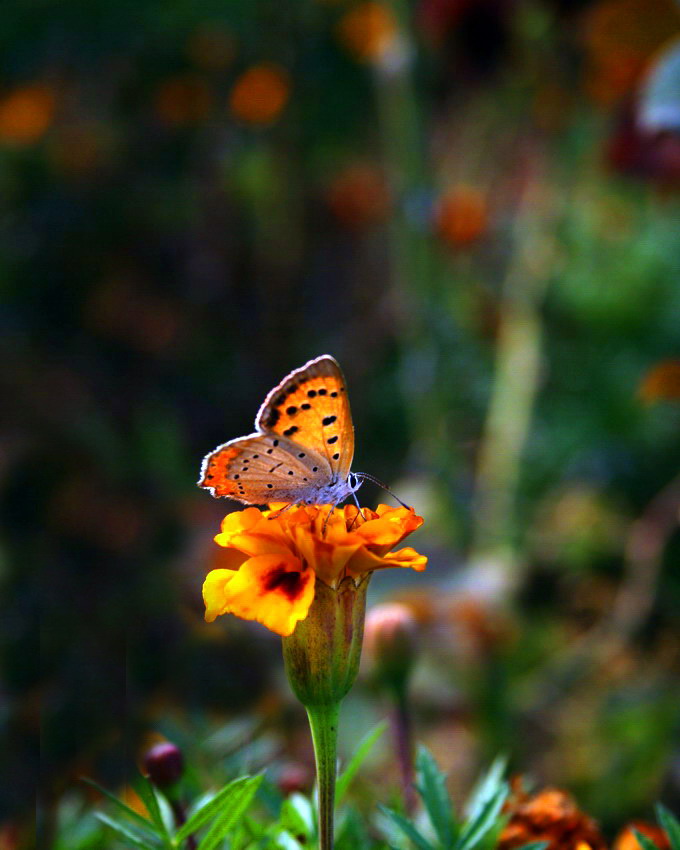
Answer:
[306,702,340,850]
[281,577,371,850]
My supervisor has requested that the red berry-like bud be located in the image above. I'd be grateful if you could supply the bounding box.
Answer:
[142,741,184,789]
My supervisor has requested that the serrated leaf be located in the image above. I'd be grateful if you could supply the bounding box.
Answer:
[464,758,507,822]
[456,783,508,850]
[81,778,156,833]
[656,805,680,850]
[196,775,263,850]
[95,812,161,849]
[378,805,434,850]
[175,775,255,842]
[336,721,388,804]
[414,747,457,847]
[635,829,662,850]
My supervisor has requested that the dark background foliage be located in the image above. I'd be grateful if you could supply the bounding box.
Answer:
[1,0,680,845]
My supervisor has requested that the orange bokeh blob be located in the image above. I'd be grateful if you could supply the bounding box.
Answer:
[325,164,390,229]
[155,74,213,126]
[229,64,290,127]
[638,359,680,402]
[337,2,398,63]
[435,185,488,247]
[0,84,56,145]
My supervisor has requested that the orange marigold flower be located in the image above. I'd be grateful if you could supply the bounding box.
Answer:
[500,780,606,850]
[337,2,398,63]
[203,503,426,637]
[638,359,680,402]
[0,84,56,146]
[614,822,671,850]
[229,64,290,127]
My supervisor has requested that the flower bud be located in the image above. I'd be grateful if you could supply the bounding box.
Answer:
[142,741,184,789]
[364,602,419,694]
[282,575,370,707]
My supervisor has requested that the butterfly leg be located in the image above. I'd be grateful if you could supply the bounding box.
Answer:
[322,503,336,536]
[267,502,296,520]
[347,491,366,530]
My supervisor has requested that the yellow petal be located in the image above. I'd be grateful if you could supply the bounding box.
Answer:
[203,569,238,622]
[204,553,315,637]
[345,544,428,579]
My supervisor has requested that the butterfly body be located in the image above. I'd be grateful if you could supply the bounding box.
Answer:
[199,355,363,507]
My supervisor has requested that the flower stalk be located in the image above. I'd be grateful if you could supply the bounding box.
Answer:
[305,703,340,850]
[282,575,370,850]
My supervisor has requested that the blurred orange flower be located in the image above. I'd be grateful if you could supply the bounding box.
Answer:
[498,777,606,850]
[435,186,488,247]
[155,74,213,126]
[337,2,398,63]
[500,780,606,850]
[229,64,290,126]
[0,84,56,145]
[638,359,680,402]
[203,503,426,636]
[325,164,390,228]
[614,821,671,850]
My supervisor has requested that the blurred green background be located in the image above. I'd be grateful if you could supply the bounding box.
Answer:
[2,0,680,845]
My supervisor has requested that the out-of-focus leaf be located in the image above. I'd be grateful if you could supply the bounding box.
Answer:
[195,775,263,850]
[634,829,662,850]
[414,747,457,846]
[656,804,680,850]
[456,782,508,850]
[94,812,161,849]
[336,721,388,804]
[464,758,507,822]
[81,778,155,833]
[175,775,261,843]
[378,805,434,850]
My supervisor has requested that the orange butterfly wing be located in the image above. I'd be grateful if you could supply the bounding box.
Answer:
[255,355,354,479]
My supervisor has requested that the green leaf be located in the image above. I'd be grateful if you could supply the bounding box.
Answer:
[95,812,161,850]
[464,758,507,822]
[81,778,156,833]
[378,805,434,850]
[456,783,508,850]
[196,775,264,850]
[175,776,257,842]
[280,793,315,839]
[656,805,680,850]
[133,777,173,845]
[336,721,388,804]
[273,830,306,850]
[517,842,549,850]
[414,747,456,847]
[634,830,662,850]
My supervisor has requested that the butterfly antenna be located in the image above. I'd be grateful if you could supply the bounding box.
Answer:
[354,473,412,510]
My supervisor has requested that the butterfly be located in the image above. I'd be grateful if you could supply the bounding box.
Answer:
[199,354,372,508]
